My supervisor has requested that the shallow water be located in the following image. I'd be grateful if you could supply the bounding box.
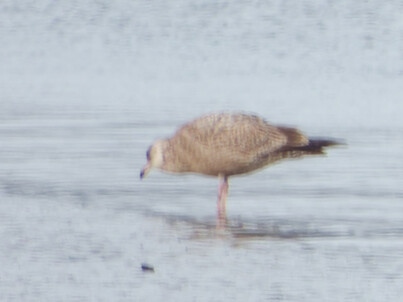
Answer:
[1,1,403,301]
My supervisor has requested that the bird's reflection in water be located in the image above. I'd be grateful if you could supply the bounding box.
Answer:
[143,209,344,241]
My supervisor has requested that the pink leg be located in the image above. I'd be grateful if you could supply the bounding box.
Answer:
[217,175,228,223]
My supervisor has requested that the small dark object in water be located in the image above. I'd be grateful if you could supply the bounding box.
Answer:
[141,263,155,272]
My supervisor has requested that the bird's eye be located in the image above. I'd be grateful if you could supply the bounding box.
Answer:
[146,148,151,160]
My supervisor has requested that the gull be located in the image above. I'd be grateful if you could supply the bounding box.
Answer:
[140,112,340,220]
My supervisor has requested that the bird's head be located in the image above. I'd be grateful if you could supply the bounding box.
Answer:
[140,139,167,179]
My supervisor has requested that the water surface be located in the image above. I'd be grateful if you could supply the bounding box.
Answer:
[1,1,403,301]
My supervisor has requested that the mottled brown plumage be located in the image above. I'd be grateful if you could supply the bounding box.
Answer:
[140,112,340,219]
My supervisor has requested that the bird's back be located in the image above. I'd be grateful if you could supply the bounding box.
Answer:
[165,112,309,176]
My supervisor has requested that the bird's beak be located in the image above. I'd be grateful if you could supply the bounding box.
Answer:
[140,162,151,179]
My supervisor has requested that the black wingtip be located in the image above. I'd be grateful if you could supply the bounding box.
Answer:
[292,138,345,154]
[310,138,346,148]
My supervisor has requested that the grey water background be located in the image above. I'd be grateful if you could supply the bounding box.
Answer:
[1,1,403,301]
